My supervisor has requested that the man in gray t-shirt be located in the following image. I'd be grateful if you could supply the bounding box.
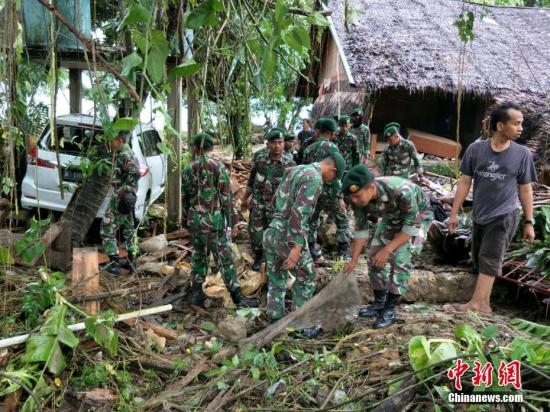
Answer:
[447,102,536,315]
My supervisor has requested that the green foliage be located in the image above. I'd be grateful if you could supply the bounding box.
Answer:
[506,206,550,275]
[20,271,65,329]
[84,314,119,356]
[509,318,550,339]
[454,11,476,42]
[426,160,461,179]
[185,0,224,29]
[22,305,79,375]
[408,336,459,380]
[15,216,51,264]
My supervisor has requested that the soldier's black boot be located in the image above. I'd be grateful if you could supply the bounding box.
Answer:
[252,252,263,272]
[230,288,260,308]
[373,293,401,329]
[101,255,121,275]
[337,242,349,260]
[309,243,322,262]
[359,290,387,318]
[191,283,206,306]
[121,251,136,270]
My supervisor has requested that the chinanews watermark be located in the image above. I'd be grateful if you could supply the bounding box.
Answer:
[444,359,524,404]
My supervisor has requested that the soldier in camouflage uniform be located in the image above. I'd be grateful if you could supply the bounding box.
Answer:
[296,119,315,164]
[263,152,346,326]
[242,129,295,271]
[350,107,371,162]
[101,130,140,275]
[182,133,259,308]
[343,165,433,328]
[284,131,297,162]
[335,115,361,173]
[382,122,423,179]
[304,118,350,260]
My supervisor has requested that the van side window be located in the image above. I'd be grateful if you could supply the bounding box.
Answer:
[141,130,162,157]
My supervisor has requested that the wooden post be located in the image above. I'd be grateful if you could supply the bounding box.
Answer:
[72,247,100,314]
[69,68,82,113]
[166,69,182,229]
[187,75,199,148]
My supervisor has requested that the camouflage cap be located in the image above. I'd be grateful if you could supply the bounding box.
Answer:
[284,132,295,141]
[266,128,285,141]
[193,133,214,147]
[328,151,347,180]
[319,118,339,132]
[343,164,375,194]
[383,122,401,139]
[338,115,350,125]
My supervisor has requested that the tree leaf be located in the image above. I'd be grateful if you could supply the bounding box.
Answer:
[455,323,483,353]
[481,324,499,340]
[408,336,430,373]
[0,247,14,264]
[113,117,138,133]
[429,342,458,366]
[287,26,310,51]
[121,52,143,77]
[84,317,118,356]
[119,3,151,30]
[169,61,201,78]
[146,30,169,84]
[510,318,550,338]
[186,0,224,30]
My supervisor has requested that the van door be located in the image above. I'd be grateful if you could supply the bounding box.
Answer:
[140,130,165,202]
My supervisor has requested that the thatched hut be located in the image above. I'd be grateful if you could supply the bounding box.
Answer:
[301,0,550,166]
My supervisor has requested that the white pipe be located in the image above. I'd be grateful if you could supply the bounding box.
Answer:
[0,304,173,349]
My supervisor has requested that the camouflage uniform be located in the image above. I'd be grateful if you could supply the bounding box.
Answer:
[353,177,433,294]
[303,138,350,245]
[351,124,371,161]
[263,163,323,320]
[335,131,361,173]
[182,155,241,291]
[382,137,423,178]
[284,148,297,162]
[101,143,140,257]
[247,151,295,255]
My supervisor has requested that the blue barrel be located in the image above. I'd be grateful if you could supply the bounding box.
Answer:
[22,0,91,51]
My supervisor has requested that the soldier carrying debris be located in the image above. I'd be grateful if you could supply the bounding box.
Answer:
[101,130,140,275]
[263,152,346,335]
[303,118,351,261]
[343,165,433,328]
[242,129,295,271]
[381,122,423,179]
[182,133,259,308]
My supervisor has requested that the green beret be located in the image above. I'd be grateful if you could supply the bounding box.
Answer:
[383,122,401,139]
[338,115,350,125]
[342,165,375,194]
[284,132,295,141]
[351,107,363,116]
[314,119,322,129]
[193,133,214,147]
[266,128,284,141]
[319,118,339,132]
[328,152,346,180]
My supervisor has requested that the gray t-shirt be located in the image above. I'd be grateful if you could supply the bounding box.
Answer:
[460,139,536,225]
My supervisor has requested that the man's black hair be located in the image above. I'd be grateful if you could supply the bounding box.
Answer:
[320,125,335,134]
[489,102,521,132]
[118,130,130,142]
[196,141,214,151]
[303,118,312,126]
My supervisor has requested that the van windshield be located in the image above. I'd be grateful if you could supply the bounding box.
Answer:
[48,126,106,155]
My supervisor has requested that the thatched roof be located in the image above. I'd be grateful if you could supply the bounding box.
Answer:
[328,0,550,96]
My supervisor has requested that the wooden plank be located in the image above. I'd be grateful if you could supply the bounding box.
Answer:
[72,248,100,314]
[408,129,461,159]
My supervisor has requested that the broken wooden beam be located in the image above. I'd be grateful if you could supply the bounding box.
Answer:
[28,222,63,266]
[72,248,100,314]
